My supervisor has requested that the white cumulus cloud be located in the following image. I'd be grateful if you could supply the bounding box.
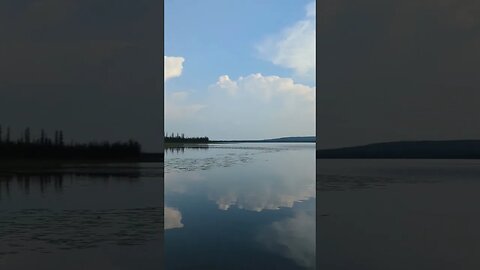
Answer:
[212,75,239,95]
[257,1,316,81]
[167,72,316,138]
[164,56,207,124]
[164,59,315,137]
[210,73,315,103]
[165,91,206,121]
[164,56,185,82]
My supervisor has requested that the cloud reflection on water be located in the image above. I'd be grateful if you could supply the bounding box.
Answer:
[164,207,184,230]
[257,210,315,269]
[165,144,315,212]
[164,144,315,269]
[208,180,314,212]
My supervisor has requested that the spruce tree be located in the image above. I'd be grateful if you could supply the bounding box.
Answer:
[25,128,31,144]
[59,130,64,146]
[6,127,10,143]
[41,129,45,144]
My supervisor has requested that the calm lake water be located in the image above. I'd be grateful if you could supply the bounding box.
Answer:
[0,162,163,270]
[317,159,480,270]
[165,143,316,270]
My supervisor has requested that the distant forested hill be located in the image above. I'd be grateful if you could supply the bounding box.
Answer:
[316,140,480,159]
[261,136,315,142]
[211,136,315,143]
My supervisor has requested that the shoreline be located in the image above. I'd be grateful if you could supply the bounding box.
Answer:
[165,141,315,146]
[0,153,164,167]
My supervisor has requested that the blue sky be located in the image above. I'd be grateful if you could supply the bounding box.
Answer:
[165,0,315,140]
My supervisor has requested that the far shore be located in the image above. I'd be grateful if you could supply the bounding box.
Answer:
[0,153,164,168]
[209,140,315,143]
[165,141,315,146]
[165,143,209,147]
[316,140,480,159]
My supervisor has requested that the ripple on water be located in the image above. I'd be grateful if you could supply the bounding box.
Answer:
[0,207,162,256]
[317,173,441,191]
[165,153,255,173]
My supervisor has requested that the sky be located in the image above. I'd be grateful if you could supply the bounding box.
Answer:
[165,0,316,140]
[0,0,163,152]
[317,0,480,149]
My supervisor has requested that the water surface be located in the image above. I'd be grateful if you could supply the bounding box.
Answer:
[165,143,316,270]
[317,159,480,270]
[0,162,163,270]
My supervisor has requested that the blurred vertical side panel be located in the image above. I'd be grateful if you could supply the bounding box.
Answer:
[0,0,164,269]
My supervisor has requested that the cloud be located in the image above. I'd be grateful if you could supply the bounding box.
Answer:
[257,210,315,269]
[165,72,315,139]
[164,56,185,82]
[164,206,184,230]
[165,91,206,121]
[205,73,315,138]
[210,73,315,103]
[164,56,206,124]
[257,1,316,81]
[306,1,316,18]
[211,75,238,95]
[209,165,315,212]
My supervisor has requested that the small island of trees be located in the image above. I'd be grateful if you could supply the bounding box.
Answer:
[165,133,209,144]
[0,125,142,160]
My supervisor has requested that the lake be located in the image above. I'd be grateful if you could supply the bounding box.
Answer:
[0,162,163,270]
[317,159,480,270]
[165,143,316,270]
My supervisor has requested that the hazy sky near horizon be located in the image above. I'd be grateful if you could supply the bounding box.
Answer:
[0,0,163,151]
[165,0,316,140]
[317,0,480,149]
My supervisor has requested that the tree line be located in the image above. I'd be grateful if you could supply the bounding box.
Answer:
[164,132,209,144]
[0,125,141,159]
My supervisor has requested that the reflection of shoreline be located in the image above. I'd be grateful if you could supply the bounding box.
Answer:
[0,173,144,196]
[0,162,167,178]
[165,144,209,155]
[0,174,65,195]
[0,164,165,196]
[0,164,164,258]
[0,154,164,165]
